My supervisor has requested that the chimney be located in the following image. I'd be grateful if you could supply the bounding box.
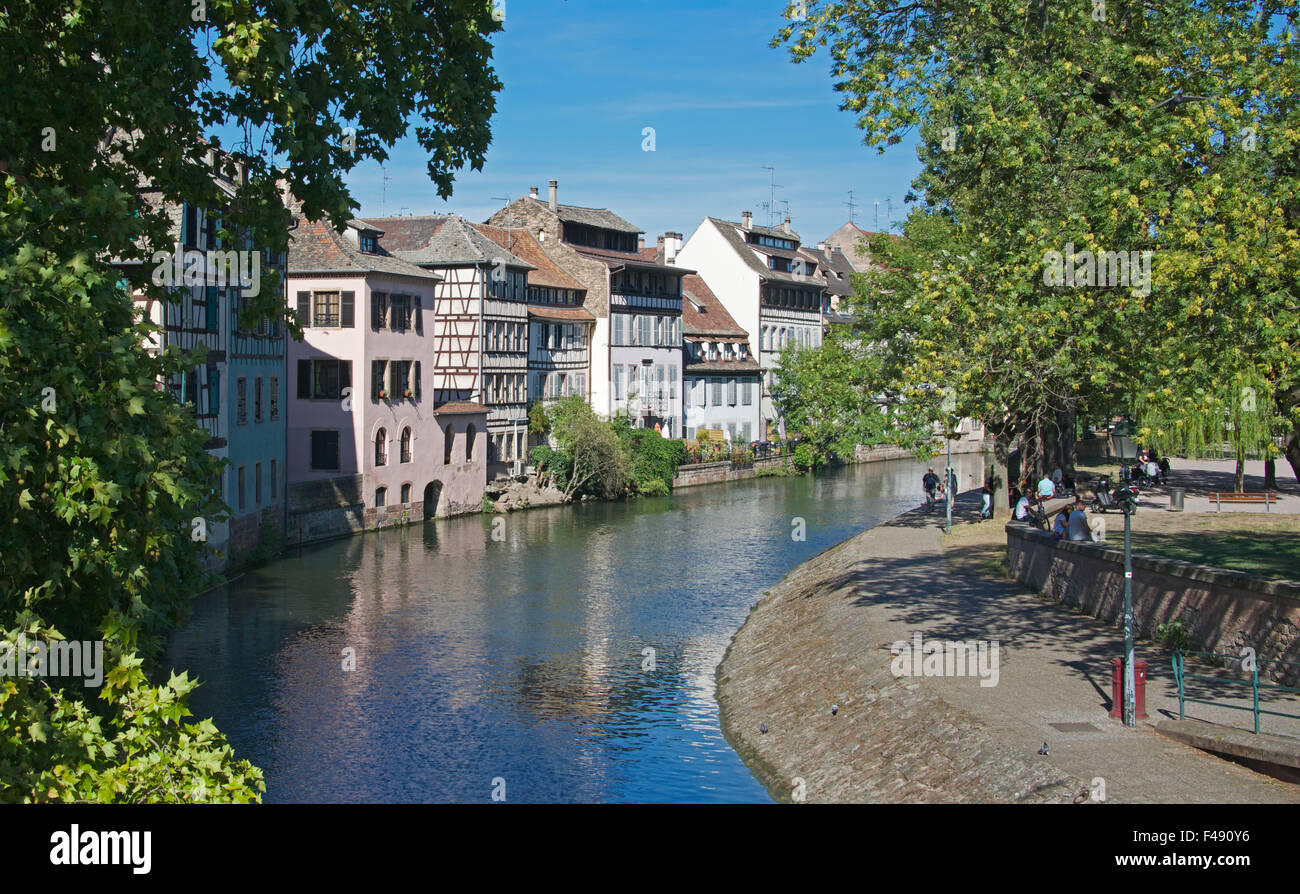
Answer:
[655,235,663,254]
[741,210,752,229]
[548,179,558,212]
[641,236,647,251]
[529,185,539,199]
[664,232,682,265]
[817,242,826,251]
[781,215,792,234]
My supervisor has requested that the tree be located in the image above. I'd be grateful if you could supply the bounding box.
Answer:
[1,2,503,800]
[543,396,629,500]
[774,1,1299,511]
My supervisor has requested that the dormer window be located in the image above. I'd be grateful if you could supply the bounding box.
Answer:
[359,232,378,253]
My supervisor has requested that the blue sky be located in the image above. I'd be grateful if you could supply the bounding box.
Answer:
[345,0,922,245]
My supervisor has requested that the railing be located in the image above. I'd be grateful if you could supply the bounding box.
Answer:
[1172,650,1300,734]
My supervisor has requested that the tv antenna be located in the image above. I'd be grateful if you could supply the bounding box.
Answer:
[845,190,859,225]
[761,165,783,226]
[491,195,514,250]
[381,163,393,216]
[874,200,881,231]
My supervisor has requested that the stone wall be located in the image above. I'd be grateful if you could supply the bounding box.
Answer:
[286,474,366,546]
[1006,523,1300,684]
[673,455,793,489]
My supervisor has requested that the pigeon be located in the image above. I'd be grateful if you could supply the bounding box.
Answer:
[759,723,768,734]
[830,704,839,716]
[1038,741,1049,755]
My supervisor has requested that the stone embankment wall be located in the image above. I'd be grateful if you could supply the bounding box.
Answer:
[716,516,1081,803]
[1006,524,1300,684]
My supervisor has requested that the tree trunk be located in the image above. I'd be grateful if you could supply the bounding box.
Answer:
[1059,404,1077,476]
[1235,454,1246,493]
[989,439,1012,519]
[1264,458,1276,491]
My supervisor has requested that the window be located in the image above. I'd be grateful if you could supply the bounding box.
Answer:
[711,378,722,406]
[376,487,387,507]
[727,378,737,406]
[254,377,263,423]
[614,365,624,400]
[655,364,664,399]
[237,466,246,511]
[444,425,454,465]
[297,359,351,400]
[312,292,340,327]
[310,430,340,471]
[742,380,753,406]
[270,376,279,420]
[271,459,277,500]
[372,292,389,330]
[465,424,475,461]
[360,232,377,253]
[236,377,247,424]
[207,369,220,415]
[401,483,411,504]
[742,423,752,442]
[391,294,410,332]
[375,428,388,466]
[668,365,677,400]
[401,427,412,463]
[255,462,262,506]
[373,360,388,400]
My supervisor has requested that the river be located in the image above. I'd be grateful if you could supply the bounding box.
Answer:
[167,452,988,803]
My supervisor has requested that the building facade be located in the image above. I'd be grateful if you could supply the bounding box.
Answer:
[362,215,532,476]
[285,216,487,544]
[677,213,826,439]
[487,181,690,435]
[679,274,763,443]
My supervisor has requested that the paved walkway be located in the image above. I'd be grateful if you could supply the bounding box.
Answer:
[1095,456,1300,514]
[717,486,1300,803]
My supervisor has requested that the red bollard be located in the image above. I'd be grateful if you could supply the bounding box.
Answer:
[1109,657,1149,720]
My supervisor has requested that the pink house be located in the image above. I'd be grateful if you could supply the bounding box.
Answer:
[285,217,487,544]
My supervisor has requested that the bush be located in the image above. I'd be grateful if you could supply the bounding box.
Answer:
[1155,620,1193,652]
[792,443,826,473]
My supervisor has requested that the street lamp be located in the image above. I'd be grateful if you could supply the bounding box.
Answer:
[1121,488,1138,726]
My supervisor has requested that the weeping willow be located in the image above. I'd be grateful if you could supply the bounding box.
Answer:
[1134,368,1282,470]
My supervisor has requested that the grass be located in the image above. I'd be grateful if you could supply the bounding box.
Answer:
[1126,512,1300,582]
[938,517,1013,580]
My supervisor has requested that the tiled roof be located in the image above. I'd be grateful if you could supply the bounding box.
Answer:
[683,358,763,373]
[681,274,748,338]
[362,215,533,269]
[433,401,489,415]
[472,224,585,292]
[525,196,641,233]
[706,218,821,286]
[713,216,801,242]
[287,217,442,280]
[573,244,695,274]
[527,305,596,323]
[803,246,856,298]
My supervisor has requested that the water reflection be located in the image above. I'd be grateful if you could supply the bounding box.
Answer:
[168,454,987,802]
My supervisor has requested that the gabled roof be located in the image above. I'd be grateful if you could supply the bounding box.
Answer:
[287,217,441,280]
[361,214,533,269]
[706,217,821,287]
[525,195,641,234]
[681,274,748,338]
[573,244,694,274]
[471,223,584,292]
[803,245,856,298]
[712,216,801,243]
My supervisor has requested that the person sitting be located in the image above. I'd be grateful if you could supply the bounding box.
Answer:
[1036,472,1056,500]
[1052,510,1069,539]
[1014,492,1036,522]
[1067,499,1092,541]
[1145,455,1161,486]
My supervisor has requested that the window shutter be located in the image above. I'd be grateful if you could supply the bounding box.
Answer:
[297,359,311,399]
[208,369,219,414]
[206,285,219,332]
[341,291,355,328]
[414,294,423,333]
[414,361,422,400]
[297,291,311,327]
[372,361,381,400]
[340,360,351,394]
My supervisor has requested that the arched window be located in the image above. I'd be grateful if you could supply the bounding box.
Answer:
[375,486,387,507]
[466,423,475,461]
[375,428,387,466]
[444,424,454,465]
[400,483,411,504]
[400,427,412,463]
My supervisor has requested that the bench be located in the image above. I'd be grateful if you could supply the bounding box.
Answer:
[1212,492,1279,512]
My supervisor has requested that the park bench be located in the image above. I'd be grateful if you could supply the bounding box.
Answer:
[1212,492,1279,513]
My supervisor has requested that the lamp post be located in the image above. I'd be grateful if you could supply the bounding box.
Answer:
[945,431,953,535]
[1122,493,1137,727]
